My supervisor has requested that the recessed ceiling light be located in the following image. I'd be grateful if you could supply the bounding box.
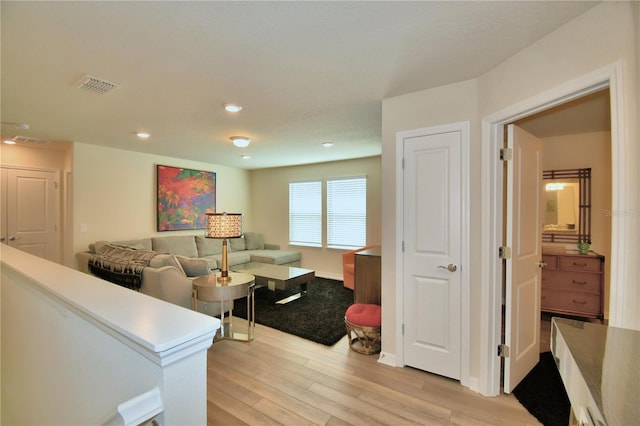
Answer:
[136,132,151,139]
[241,154,251,160]
[3,139,16,145]
[231,136,251,148]
[224,104,242,113]
[322,141,334,148]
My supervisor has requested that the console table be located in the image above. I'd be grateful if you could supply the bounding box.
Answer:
[192,272,255,341]
[551,317,639,425]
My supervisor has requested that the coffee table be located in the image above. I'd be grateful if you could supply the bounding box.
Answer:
[231,262,315,304]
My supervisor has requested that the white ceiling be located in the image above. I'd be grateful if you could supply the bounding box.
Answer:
[1,1,600,169]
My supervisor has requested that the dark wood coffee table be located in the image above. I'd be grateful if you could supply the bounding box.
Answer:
[231,262,315,304]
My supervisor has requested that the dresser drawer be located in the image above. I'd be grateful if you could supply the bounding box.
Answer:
[541,270,601,293]
[558,256,602,272]
[541,289,601,315]
[542,254,557,269]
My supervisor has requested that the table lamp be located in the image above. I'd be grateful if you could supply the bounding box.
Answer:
[206,212,243,283]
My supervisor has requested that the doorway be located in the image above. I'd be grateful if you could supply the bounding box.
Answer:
[481,62,624,396]
[509,89,612,358]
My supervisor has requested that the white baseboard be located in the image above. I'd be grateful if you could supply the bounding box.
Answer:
[316,271,343,281]
[466,376,479,393]
[377,351,397,367]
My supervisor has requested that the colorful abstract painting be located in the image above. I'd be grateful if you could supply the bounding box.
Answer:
[157,165,216,231]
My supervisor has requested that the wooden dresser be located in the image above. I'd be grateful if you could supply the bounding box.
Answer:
[354,247,381,305]
[541,252,604,319]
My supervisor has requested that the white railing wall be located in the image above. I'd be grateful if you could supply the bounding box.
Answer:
[1,245,219,425]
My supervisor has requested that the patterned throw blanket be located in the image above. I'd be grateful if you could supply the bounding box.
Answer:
[88,244,158,290]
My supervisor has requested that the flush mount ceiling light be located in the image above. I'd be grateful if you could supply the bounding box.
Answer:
[322,141,334,148]
[231,136,251,148]
[136,132,151,139]
[224,104,242,113]
[241,154,251,160]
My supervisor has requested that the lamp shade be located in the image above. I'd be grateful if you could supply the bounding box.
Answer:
[206,213,243,239]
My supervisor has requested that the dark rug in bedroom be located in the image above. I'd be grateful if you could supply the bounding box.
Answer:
[513,351,571,426]
[232,277,353,346]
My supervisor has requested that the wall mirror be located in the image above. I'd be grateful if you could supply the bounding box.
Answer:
[543,168,591,243]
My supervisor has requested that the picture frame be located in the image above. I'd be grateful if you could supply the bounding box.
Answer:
[156,165,216,231]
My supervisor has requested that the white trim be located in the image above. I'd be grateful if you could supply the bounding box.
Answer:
[395,128,405,367]
[480,61,624,396]
[377,351,397,367]
[394,121,471,387]
[604,63,626,328]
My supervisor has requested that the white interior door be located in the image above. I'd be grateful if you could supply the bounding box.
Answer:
[3,167,60,262]
[503,124,543,393]
[402,127,462,380]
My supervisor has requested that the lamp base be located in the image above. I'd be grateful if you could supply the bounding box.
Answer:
[217,274,232,284]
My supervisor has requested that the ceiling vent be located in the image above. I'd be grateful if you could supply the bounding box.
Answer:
[11,135,50,145]
[74,74,119,94]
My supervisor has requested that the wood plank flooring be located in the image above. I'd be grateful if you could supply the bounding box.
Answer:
[206,321,540,425]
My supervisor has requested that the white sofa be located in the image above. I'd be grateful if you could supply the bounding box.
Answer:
[76,232,301,314]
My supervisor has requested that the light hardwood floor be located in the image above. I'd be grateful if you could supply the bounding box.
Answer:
[206,321,540,425]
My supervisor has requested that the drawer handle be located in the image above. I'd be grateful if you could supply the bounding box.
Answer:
[572,262,588,267]
[572,299,587,305]
[572,280,587,285]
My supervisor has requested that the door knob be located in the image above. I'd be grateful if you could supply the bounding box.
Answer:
[438,264,457,272]
[8,236,17,241]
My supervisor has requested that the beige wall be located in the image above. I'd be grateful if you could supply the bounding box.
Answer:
[475,1,638,331]
[72,143,251,258]
[250,156,382,279]
[0,143,70,170]
[381,1,639,387]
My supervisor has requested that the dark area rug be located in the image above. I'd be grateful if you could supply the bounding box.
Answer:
[513,352,571,426]
[232,277,353,346]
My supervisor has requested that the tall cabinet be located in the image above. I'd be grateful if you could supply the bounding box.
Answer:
[541,251,604,320]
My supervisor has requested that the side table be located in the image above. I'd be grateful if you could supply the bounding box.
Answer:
[192,272,255,341]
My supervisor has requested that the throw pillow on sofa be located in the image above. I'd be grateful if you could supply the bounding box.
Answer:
[152,235,198,258]
[244,232,265,250]
[195,235,223,256]
[175,255,209,277]
[149,253,186,276]
[229,237,246,251]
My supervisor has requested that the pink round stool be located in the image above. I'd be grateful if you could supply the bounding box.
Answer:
[344,303,381,355]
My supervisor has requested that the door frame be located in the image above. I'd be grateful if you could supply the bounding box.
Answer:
[395,121,471,388]
[479,61,625,396]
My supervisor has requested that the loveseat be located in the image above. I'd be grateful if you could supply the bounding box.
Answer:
[76,232,301,315]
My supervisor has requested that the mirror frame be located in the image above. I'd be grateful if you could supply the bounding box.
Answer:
[542,167,591,243]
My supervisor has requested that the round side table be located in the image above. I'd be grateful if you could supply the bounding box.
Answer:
[192,272,255,341]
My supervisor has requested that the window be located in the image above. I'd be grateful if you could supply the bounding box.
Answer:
[327,176,366,249]
[289,180,322,246]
